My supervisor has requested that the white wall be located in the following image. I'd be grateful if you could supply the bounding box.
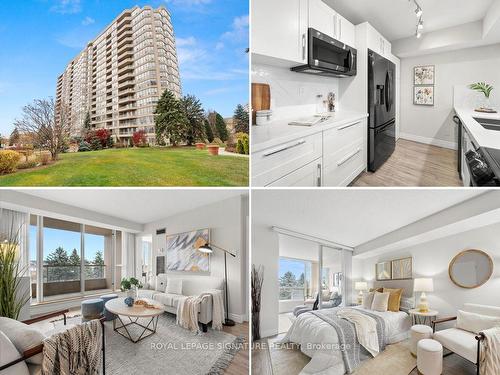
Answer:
[140,195,248,323]
[252,63,340,121]
[399,44,500,148]
[353,222,500,318]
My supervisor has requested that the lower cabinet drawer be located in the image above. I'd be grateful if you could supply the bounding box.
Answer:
[253,133,322,186]
[323,140,365,186]
[323,119,365,152]
[267,158,322,187]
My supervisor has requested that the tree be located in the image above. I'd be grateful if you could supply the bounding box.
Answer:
[180,95,206,145]
[82,112,92,137]
[14,98,73,160]
[154,89,188,146]
[45,246,69,266]
[280,271,297,287]
[9,128,20,146]
[94,251,104,265]
[132,129,147,147]
[69,248,80,265]
[214,112,228,142]
[233,104,249,134]
[204,119,214,143]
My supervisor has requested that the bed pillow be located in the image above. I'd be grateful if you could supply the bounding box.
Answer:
[362,291,375,310]
[456,310,500,334]
[369,287,383,293]
[0,317,45,365]
[166,278,183,295]
[383,288,403,312]
[371,292,390,312]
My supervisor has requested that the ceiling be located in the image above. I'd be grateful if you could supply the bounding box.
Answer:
[324,0,494,41]
[16,189,246,224]
[252,190,483,248]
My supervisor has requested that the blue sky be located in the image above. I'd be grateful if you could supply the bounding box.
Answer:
[279,258,307,279]
[30,226,105,263]
[0,0,248,137]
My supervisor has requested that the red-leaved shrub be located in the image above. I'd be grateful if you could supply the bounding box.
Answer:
[132,130,147,147]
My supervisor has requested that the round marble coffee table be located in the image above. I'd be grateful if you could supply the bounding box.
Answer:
[105,298,164,343]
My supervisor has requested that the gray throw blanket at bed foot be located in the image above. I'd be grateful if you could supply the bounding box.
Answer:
[310,308,386,374]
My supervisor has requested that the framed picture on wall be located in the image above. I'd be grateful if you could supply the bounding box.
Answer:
[414,65,435,85]
[414,86,434,106]
[166,228,210,272]
[376,261,392,281]
[391,257,413,280]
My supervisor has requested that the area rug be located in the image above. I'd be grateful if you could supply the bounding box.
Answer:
[51,313,243,375]
[269,335,416,375]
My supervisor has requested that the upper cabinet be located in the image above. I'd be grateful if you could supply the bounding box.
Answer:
[251,0,308,64]
[366,23,391,58]
[308,1,356,47]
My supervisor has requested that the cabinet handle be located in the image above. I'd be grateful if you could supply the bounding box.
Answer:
[339,17,342,39]
[337,148,361,166]
[334,14,337,37]
[337,121,360,131]
[302,33,306,61]
[317,163,322,187]
[263,139,306,157]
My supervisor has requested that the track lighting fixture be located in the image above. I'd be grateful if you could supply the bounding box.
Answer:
[410,0,424,38]
[417,19,424,30]
[415,6,423,18]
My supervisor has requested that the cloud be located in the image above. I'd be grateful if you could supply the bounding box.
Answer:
[81,16,95,26]
[177,47,207,65]
[50,0,82,14]
[215,42,224,51]
[176,36,197,47]
[221,15,249,43]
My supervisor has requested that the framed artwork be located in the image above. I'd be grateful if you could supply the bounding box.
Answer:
[166,228,210,272]
[376,261,392,281]
[414,86,434,106]
[391,257,413,280]
[414,65,435,85]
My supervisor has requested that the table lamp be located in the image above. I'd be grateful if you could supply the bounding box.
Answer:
[414,278,433,312]
[354,281,368,304]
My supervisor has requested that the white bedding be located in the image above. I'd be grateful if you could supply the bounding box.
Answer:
[281,306,411,375]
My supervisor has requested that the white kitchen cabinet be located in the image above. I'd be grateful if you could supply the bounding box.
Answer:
[367,24,391,57]
[252,0,308,64]
[323,139,365,186]
[268,159,323,187]
[336,13,356,47]
[308,1,356,47]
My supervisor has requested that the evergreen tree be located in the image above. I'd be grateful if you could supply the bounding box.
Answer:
[214,112,228,142]
[94,251,104,265]
[154,89,188,146]
[204,119,214,143]
[298,272,305,287]
[280,271,297,287]
[233,104,249,134]
[69,248,80,265]
[9,128,20,146]
[82,112,92,136]
[180,94,206,145]
[45,246,69,265]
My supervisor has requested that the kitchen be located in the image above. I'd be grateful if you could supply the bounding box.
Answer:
[251,0,500,187]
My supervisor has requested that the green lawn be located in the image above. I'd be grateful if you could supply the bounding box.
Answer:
[0,147,248,186]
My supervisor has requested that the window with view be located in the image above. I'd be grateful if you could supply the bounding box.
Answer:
[279,257,312,301]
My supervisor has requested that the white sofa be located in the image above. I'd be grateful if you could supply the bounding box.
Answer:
[138,274,224,332]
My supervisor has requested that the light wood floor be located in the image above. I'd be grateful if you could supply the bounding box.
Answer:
[223,321,249,375]
[352,139,462,187]
[252,335,476,375]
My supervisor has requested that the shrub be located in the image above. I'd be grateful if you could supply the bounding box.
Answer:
[79,141,91,152]
[132,130,147,147]
[85,129,111,150]
[0,150,21,174]
[17,160,38,169]
[213,137,225,147]
[39,153,51,165]
[236,132,249,155]
[95,129,111,148]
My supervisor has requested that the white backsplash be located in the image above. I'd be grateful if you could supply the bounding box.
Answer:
[252,63,340,122]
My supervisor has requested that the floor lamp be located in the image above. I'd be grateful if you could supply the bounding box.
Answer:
[198,242,236,326]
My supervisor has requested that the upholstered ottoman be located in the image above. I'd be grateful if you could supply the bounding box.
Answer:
[410,324,433,356]
[417,339,443,375]
[100,294,118,321]
[81,298,104,322]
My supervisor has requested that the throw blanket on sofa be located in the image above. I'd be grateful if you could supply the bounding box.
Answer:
[42,319,102,375]
[310,308,386,374]
[177,289,225,333]
[480,327,500,375]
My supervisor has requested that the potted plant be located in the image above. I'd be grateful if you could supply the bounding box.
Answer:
[469,82,496,113]
[120,277,143,298]
[195,142,206,150]
[207,144,220,156]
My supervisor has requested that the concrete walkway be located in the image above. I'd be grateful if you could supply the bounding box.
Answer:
[220,148,249,158]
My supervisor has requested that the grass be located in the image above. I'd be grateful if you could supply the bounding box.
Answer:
[0,147,248,186]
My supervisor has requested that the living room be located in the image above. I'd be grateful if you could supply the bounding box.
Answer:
[0,189,249,375]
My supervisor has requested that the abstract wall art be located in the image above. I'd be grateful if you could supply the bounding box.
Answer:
[166,228,210,272]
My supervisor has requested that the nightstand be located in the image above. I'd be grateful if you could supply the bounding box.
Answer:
[409,309,438,326]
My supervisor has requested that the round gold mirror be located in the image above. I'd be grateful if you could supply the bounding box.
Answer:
[449,249,493,289]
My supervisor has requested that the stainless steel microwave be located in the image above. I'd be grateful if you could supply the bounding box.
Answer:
[291,28,357,78]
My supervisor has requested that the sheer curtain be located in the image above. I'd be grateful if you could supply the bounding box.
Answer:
[0,208,29,272]
[122,232,136,278]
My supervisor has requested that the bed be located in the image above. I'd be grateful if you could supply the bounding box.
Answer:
[281,298,413,375]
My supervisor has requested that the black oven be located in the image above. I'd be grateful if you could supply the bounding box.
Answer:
[291,28,357,78]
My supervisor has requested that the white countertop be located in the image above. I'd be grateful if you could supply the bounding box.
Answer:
[252,111,369,153]
[454,107,500,150]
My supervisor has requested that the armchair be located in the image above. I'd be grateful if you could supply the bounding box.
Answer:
[432,303,500,375]
[0,309,106,374]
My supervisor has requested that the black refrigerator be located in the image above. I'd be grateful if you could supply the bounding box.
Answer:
[368,49,396,172]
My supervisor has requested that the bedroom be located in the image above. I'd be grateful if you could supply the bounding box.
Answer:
[252,189,500,375]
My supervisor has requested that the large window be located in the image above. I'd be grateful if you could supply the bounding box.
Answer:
[84,225,113,293]
[279,257,312,301]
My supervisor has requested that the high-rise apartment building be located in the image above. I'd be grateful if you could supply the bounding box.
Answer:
[55,6,181,145]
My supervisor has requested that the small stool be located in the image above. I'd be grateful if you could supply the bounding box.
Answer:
[100,294,118,321]
[410,324,433,356]
[81,298,104,322]
[417,339,443,375]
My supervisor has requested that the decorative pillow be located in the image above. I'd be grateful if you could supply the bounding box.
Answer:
[155,274,167,292]
[371,292,390,312]
[369,287,383,293]
[456,310,500,334]
[0,331,30,375]
[383,288,403,312]
[166,278,183,295]
[0,317,45,365]
[362,291,375,310]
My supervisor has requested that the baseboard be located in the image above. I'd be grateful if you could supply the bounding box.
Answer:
[229,313,246,324]
[399,132,457,150]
